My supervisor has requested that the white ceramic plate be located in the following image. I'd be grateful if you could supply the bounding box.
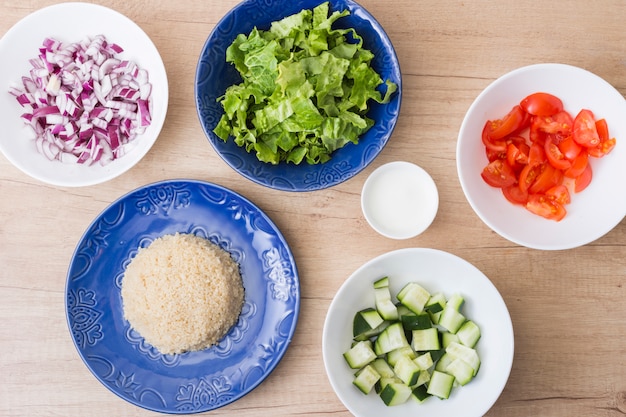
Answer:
[0,2,168,187]
[322,248,514,417]
[457,63,626,250]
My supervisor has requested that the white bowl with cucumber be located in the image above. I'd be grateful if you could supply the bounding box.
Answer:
[322,248,514,417]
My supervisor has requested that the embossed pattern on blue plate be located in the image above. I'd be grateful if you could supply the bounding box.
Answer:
[65,180,300,414]
[195,0,402,191]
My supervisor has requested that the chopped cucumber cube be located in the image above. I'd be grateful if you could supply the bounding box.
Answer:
[411,327,441,352]
[411,384,431,403]
[386,345,416,367]
[380,382,413,406]
[401,312,432,331]
[456,320,481,348]
[427,370,455,399]
[374,322,409,355]
[445,358,475,386]
[414,352,434,370]
[438,306,466,333]
[353,364,381,394]
[343,340,377,369]
[353,308,385,338]
[446,342,481,375]
[425,292,446,314]
[371,358,396,379]
[375,286,399,321]
[441,331,460,348]
[394,355,422,386]
[373,276,390,289]
[397,282,431,314]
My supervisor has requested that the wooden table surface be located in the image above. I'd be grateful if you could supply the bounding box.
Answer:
[2,1,626,416]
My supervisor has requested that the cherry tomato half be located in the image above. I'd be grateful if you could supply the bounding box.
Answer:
[520,92,563,116]
[481,159,516,188]
[487,105,527,141]
[587,118,616,158]
[572,109,600,148]
[574,163,593,193]
[526,194,566,222]
[544,137,572,171]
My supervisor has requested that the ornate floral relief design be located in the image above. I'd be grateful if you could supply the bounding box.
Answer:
[135,183,191,215]
[67,288,103,349]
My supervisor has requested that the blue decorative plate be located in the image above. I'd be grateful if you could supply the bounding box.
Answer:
[195,0,402,191]
[65,180,300,414]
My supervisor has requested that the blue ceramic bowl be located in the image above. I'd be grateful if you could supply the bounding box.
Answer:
[65,180,300,413]
[195,0,401,191]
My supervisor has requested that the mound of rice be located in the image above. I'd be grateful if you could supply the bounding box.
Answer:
[121,233,244,355]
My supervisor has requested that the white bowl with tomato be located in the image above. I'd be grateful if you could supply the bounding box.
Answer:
[456,63,626,250]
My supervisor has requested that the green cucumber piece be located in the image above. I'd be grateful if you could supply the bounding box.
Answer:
[411,328,441,352]
[438,306,466,333]
[343,340,376,369]
[425,292,446,314]
[386,345,416,367]
[446,342,481,376]
[445,357,474,386]
[374,322,409,355]
[380,382,412,406]
[401,312,432,331]
[373,276,390,289]
[446,293,465,311]
[353,308,385,339]
[375,286,399,321]
[456,320,481,348]
[413,352,434,370]
[353,364,381,394]
[371,358,396,379]
[397,282,431,314]
[411,384,431,403]
[427,370,455,399]
[394,355,422,386]
[441,331,460,348]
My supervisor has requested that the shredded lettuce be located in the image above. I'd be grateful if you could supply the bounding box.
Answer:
[214,1,397,165]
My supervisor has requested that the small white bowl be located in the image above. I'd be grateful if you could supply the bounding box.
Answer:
[361,161,439,239]
[0,3,168,187]
[457,63,626,250]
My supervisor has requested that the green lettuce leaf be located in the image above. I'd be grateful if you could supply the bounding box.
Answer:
[214,1,397,165]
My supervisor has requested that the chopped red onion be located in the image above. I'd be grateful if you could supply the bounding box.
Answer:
[9,34,153,166]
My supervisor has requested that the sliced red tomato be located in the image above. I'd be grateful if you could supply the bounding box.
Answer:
[563,151,588,178]
[481,159,516,188]
[546,184,571,205]
[574,163,593,193]
[506,141,529,169]
[482,120,507,152]
[487,105,527,141]
[519,163,541,193]
[572,109,600,148]
[529,163,563,194]
[520,92,563,116]
[544,137,572,170]
[557,135,582,160]
[502,184,529,205]
[526,194,566,221]
[528,142,547,166]
[587,118,616,158]
[532,111,574,135]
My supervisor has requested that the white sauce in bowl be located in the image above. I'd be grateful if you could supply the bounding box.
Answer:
[361,161,439,239]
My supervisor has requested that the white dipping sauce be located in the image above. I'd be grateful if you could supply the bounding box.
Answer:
[361,161,439,239]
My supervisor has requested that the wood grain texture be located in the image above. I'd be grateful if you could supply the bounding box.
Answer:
[1,1,626,416]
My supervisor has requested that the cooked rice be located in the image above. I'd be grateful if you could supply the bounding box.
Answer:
[121,233,244,354]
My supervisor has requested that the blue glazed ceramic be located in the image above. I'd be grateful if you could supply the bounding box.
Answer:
[65,179,300,413]
[195,0,402,191]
